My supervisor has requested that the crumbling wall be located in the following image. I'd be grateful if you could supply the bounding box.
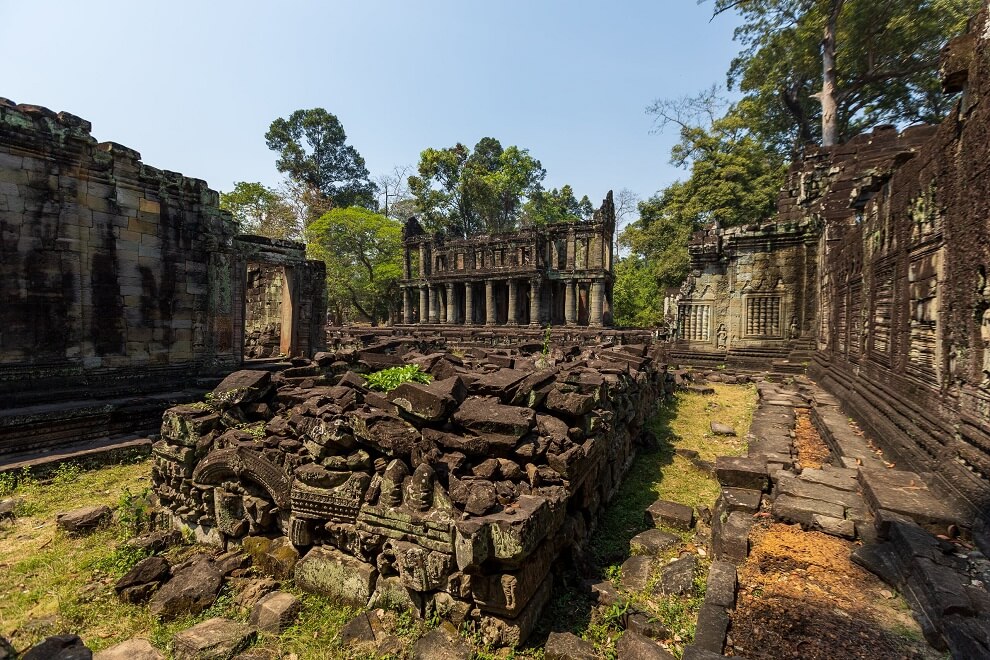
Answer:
[244,264,284,359]
[153,340,669,645]
[808,13,990,542]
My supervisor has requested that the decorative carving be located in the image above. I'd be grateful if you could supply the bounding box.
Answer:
[192,447,291,510]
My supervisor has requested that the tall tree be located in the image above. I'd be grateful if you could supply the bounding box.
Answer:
[713,0,980,148]
[409,138,546,237]
[521,185,594,226]
[265,108,377,213]
[306,207,403,325]
[220,182,299,240]
[375,164,413,220]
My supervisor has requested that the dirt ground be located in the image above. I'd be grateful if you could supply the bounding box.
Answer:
[728,523,940,659]
[793,410,830,470]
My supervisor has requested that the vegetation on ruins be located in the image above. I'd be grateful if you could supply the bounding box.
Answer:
[362,364,433,392]
[219,181,300,240]
[265,107,377,213]
[712,0,980,149]
[306,206,403,325]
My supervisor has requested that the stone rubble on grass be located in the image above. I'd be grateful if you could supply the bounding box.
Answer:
[92,638,164,660]
[249,591,301,633]
[22,634,92,660]
[172,618,255,660]
[544,631,598,660]
[55,505,111,534]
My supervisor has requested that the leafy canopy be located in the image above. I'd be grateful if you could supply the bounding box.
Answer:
[306,207,403,325]
[408,137,547,237]
[220,181,299,240]
[265,108,377,211]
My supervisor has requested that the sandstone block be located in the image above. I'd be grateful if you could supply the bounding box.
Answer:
[620,555,654,592]
[22,635,92,660]
[148,557,222,620]
[692,604,729,653]
[412,622,472,660]
[172,618,255,660]
[645,499,694,530]
[295,546,377,607]
[56,505,111,534]
[715,456,768,491]
[772,493,844,527]
[211,370,272,405]
[93,639,164,660]
[630,528,681,556]
[249,590,301,633]
[704,561,737,609]
[615,630,675,659]
[545,631,597,660]
[654,555,697,595]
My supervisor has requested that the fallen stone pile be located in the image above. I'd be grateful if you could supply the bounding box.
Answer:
[152,340,671,645]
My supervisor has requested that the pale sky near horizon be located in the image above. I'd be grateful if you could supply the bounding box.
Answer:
[1,1,741,216]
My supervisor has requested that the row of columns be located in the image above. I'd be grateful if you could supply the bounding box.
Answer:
[402,278,605,327]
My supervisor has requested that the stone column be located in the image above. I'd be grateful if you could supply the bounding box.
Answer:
[485,280,496,326]
[445,283,455,324]
[403,288,413,324]
[428,286,439,324]
[529,279,541,326]
[419,244,427,276]
[564,280,576,326]
[590,280,604,327]
[465,283,474,325]
[438,285,447,324]
[419,286,428,324]
[507,279,518,325]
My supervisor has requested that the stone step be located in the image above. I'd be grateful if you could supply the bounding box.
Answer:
[858,468,967,536]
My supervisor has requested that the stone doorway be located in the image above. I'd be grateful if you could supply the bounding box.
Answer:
[243,263,295,360]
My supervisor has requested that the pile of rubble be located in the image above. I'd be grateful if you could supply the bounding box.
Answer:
[152,339,671,645]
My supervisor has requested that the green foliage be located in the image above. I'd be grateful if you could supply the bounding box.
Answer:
[0,470,18,497]
[612,255,665,328]
[542,324,553,357]
[521,184,594,226]
[408,137,547,237]
[306,206,403,324]
[220,181,299,239]
[265,108,377,211]
[712,0,980,149]
[364,364,433,392]
[116,486,153,537]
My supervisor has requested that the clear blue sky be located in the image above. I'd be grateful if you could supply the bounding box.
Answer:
[1,1,741,213]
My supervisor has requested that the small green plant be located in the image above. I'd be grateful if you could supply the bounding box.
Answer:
[364,364,433,392]
[542,324,553,357]
[0,471,16,497]
[117,487,153,537]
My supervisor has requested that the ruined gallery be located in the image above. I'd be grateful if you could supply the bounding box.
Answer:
[1,3,990,660]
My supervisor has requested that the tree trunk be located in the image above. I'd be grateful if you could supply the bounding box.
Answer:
[818,0,844,146]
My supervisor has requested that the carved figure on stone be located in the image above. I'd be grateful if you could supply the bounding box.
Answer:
[789,316,800,339]
[408,463,435,512]
[981,307,990,389]
[381,460,409,508]
[716,324,727,350]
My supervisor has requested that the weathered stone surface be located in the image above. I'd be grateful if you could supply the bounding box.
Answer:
[714,456,767,491]
[452,397,536,444]
[710,422,736,436]
[777,473,864,509]
[23,635,92,660]
[124,529,183,554]
[630,528,681,556]
[692,603,729,653]
[620,555,654,592]
[858,468,964,534]
[615,630,675,659]
[654,555,697,596]
[211,370,272,406]
[0,497,24,520]
[0,636,14,660]
[682,647,731,660]
[172,618,255,660]
[721,488,761,513]
[249,590,301,633]
[704,561,737,609]
[625,611,671,640]
[93,638,164,660]
[148,557,222,620]
[412,622,472,660]
[811,513,856,539]
[115,556,170,603]
[712,510,752,564]
[391,377,461,422]
[56,505,111,533]
[772,493,844,527]
[338,611,380,647]
[294,546,377,607]
[545,631,597,660]
[645,500,694,531]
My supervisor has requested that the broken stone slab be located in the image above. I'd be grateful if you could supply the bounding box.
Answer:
[412,622,472,660]
[624,611,671,640]
[0,636,14,660]
[588,579,622,608]
[115,556,170,604]
[454,493,562,569]
[645,499,694,531]
[686,385,716,395]
[148,556,223,620]
[452,396,536,444]
[682,647,732,660]
[715,456,768,491]
[811,514,857,539]
[630,528,681,556]
[710,422,736,436]
[92,639,164,660]
[772,493,844,527]
[712,509,752,564]
[22,635,92,660]
[172,618,256,660]
[544,387,596,419]
[390,377,465,422]
[349,411,421,455]
[124,529,183,554]
[615,630,676,659]
[776,473,864,509]
[858,468,965,535]
[692,603,730,653]
[654,555,697,596]
[544,631,597,660]
[339,610,384,647]
[721,487,761,513]
[469,369,530,401]
[620,555,655,592]
[0,497,24,520]
[211,370,272,406]
[249,590,301,633]
[56,504,112,534]
[798,466,859,491]
[704,561,737,609]
[295,545,377,607]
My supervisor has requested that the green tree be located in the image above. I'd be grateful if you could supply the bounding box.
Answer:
[612,255,665,327]
[265,108,377,212]
[220,182,299,239]
[408,138,546,237]
[521,185,594,226]
[712,0,979,148]
[306,207,403,325]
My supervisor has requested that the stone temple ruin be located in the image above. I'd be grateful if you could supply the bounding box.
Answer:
[5,8,990,660]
